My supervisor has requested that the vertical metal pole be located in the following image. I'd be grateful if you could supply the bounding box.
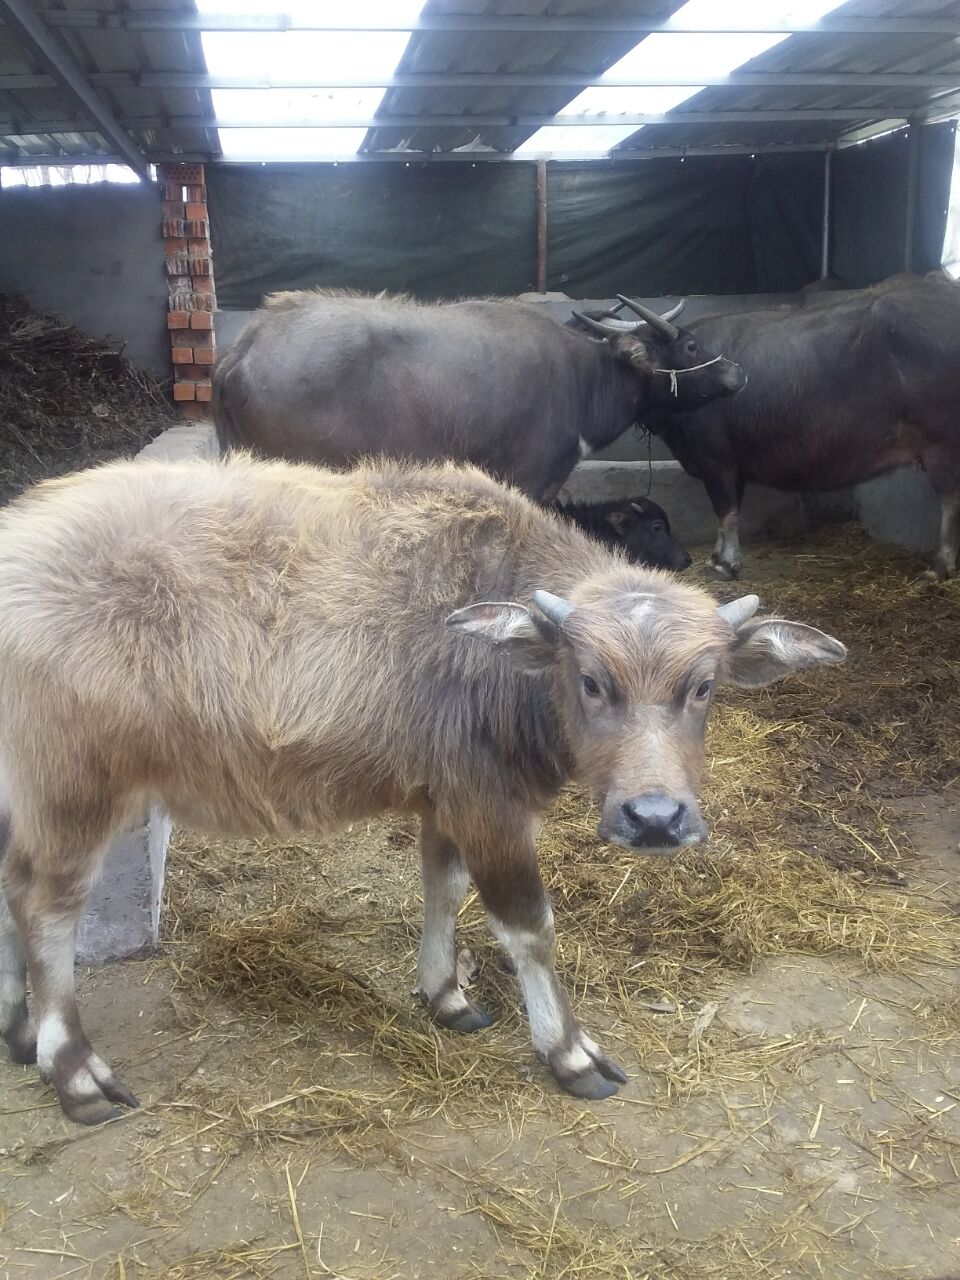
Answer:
[904,121,920,273]
[536,159,548,294]
[820,148,833,279]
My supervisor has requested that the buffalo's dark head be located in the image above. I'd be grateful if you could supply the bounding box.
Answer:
[571,296,746,412]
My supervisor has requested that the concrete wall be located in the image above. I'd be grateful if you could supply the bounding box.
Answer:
[0,181,169,376]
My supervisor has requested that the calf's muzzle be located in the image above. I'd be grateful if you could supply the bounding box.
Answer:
[600,789,708,853]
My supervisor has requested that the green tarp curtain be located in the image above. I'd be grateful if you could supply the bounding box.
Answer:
[207,123,955,310]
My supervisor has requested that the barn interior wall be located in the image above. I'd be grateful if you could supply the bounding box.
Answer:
[831,121,957,287]
[206,153,827,311]
[0,181,168,375]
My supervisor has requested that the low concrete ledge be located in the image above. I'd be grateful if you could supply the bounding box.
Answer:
[559,459,846,547]
[77,418,217,964]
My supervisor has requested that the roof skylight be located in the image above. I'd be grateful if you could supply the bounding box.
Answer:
[197,0,425,159]
[516,0,846,157]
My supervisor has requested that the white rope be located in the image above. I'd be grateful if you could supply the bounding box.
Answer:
[653,353,726,398]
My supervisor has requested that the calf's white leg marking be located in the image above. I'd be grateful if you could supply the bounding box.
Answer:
[418,849,471,1016]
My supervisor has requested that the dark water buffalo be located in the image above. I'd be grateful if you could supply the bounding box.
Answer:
[0,454,844,1122]
[213,290,745,503]
[556,496,691,571]
[619,272,960,580]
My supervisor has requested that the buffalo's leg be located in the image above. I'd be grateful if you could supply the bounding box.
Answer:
[703,471,744,579]
[462,827,626,1100]
[418,816,491,1033]
[4,846,139,1125]
[931,493,960,581]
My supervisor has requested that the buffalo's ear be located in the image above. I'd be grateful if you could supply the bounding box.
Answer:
[446,601,560,672]
[609,334,654,368]
[726,619,847,688]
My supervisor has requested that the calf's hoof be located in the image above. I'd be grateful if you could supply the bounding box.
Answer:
[7,1028,37,1065]
[3,1004,37,1064]
[438,1003,493,1034]
[547,1038,628,1102]
[55,1061,140,1126]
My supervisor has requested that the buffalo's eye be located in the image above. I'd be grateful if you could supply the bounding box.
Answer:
[650,520,666,535]
[694,679,714,701]
[686,341,697,356]
[581,674,602,698]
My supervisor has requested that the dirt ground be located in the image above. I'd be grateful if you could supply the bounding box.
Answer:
[1,536,959,1280]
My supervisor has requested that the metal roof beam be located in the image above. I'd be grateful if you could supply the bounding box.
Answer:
[3,70,958,92]
[41,11,960,38]
[112,71,960,91]
[0,110,917,138]
[0,142,836,167]
[0,0,148,177]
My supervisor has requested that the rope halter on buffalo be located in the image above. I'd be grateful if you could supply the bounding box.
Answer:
[654,354,726,398]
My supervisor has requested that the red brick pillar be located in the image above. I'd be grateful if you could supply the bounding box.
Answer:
[157,162,216,420]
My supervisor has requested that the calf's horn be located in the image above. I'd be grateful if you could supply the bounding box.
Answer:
[717,594,760,630]
[533,590,575,627]
[615,295,683,341]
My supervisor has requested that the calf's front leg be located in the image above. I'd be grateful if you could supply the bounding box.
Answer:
[460,825,626,1100]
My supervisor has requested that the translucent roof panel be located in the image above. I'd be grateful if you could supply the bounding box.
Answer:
[197,0,425,159]
[516,0,847,157]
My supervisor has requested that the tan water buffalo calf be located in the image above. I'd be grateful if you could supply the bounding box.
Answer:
[0,455,845,1124]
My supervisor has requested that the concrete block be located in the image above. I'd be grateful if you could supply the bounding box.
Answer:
[140,422,218,462]
[76,810,171,964]
[559,460,809,547]
[855,468,940,552]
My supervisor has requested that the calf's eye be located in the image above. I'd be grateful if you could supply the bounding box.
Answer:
[581,674,601,698]
[695,679,714,701]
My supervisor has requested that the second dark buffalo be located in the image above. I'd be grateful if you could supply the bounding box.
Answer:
[213,290,745,503]
[556,496,692,571]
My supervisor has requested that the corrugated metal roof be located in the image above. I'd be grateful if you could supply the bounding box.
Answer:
[0,0,218,165]
[0,0,957,167]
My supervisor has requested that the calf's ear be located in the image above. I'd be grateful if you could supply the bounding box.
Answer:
[726,619,847,688]
[605,509,634,536]
[446,601,560,672]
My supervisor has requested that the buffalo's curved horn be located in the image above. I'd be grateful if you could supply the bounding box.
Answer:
[533,590,575,628]
[717,594,760,630]
[615,295,682,341]
[571,310,645,337]
[659,299,687,324]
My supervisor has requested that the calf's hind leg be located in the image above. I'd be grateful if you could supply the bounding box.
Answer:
[4,842,139,1125]
[417,815,491,1033]
[0,814,34,1064]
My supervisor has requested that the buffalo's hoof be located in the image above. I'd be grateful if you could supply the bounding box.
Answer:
[437,1003,493,1034]
[499,953,518,976]
[709,561,739,581]
[924,565,954,583]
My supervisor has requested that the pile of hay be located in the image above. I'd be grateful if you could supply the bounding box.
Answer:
[163,527,960,1145]
[0,293,174,501]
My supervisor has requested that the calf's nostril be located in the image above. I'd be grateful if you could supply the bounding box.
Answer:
[622,793,687,844]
